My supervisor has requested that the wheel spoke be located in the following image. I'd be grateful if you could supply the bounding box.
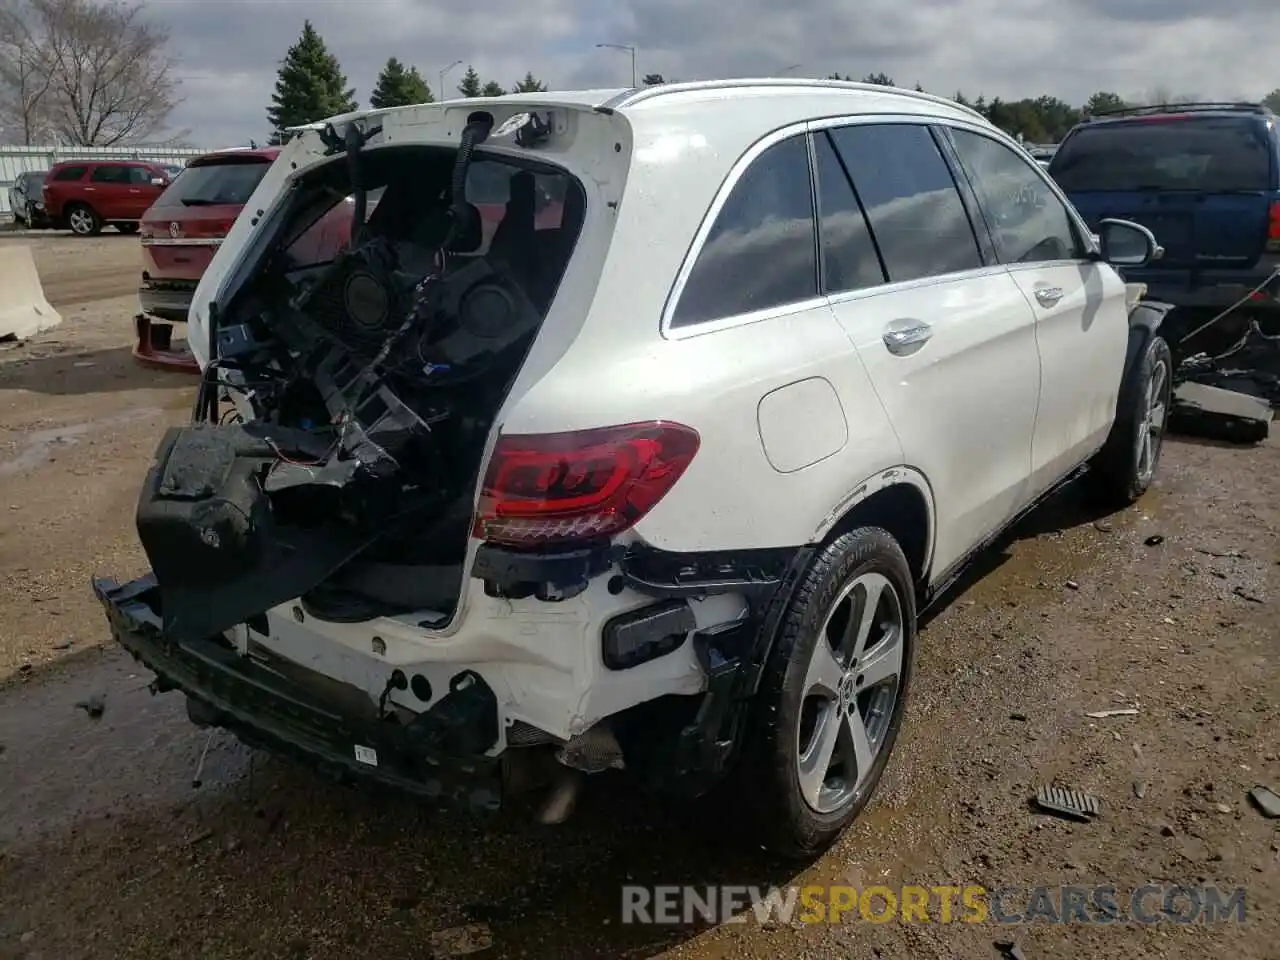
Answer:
[843,706,875,790]
[1149,401,1167,432]
[840,574,886,663]
[856,633,902,690]
[798,702,841,807]
[804,637,844,698]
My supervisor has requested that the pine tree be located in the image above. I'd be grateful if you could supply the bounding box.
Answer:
[511,72,547,93]
[457,65,482,98]
[266,21,358,139]
[481,81,506,97]
[370,57,433,109]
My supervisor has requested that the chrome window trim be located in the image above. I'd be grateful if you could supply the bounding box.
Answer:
[141,237,225,247]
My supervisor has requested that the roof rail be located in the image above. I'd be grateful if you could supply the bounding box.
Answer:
[602,77,987,123]
[1087,101,1271,120]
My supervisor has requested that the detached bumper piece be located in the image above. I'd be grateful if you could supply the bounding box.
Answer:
[132,313,200,374]
[91,574,503,813]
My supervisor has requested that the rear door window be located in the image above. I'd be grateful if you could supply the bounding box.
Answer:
[827,123,984,283]
[158,159,271,207]
[948,128,1082,264]
[90,165,131,184]
[671,133,818,327]
[1050,117,1274,192]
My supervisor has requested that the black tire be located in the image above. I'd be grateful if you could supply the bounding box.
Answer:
[1083,333,1173,509]
[741,526,917,860]
[115,222,139,234]
[65,203,102,236]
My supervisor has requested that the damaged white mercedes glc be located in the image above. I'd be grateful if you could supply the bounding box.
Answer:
[93,79,1173,858]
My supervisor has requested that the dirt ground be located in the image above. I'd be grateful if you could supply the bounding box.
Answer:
[0,232,1277,960]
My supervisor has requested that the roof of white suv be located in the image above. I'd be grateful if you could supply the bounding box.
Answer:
[299,78,990,135]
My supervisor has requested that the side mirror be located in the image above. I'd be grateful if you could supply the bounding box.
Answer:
[151,177,167,187]
[1098,218,1163,267]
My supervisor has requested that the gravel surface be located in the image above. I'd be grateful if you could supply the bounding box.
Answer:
[0,235,1276,960]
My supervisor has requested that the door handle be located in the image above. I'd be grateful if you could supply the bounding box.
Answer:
[882,320,933,355]
[1034,286,1064,307]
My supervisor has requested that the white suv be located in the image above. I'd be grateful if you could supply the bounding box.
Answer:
[93,79,1172,858]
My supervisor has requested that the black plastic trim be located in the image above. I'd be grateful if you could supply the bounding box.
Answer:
[91,573,503,813]
[471,541,624,601]
[601,598,696,670]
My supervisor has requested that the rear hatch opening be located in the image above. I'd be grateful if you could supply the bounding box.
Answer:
[135,114,589,643]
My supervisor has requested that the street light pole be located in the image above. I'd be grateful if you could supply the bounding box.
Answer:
[438,59,462,100]
[596,43,637,87]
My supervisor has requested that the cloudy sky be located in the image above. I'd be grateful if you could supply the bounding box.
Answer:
[157,0,1280,146]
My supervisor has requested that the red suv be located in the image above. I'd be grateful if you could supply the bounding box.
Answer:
[42,159,173,236]
[138,147,280,321]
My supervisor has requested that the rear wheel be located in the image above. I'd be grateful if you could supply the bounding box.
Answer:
[66,203,102,236]
[1083,334,1173,508]
[743,527,916,859]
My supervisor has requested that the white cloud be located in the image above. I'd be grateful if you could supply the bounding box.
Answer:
[155,0,1280,146]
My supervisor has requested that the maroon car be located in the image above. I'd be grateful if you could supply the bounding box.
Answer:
[42,159,173,236]
[138,147,280,322]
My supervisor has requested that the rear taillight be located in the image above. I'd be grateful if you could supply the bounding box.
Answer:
[1268,202,1280,252]
[473,421,700,546]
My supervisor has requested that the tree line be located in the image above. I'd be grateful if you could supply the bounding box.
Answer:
[832,72,1280,144]
[266,21,548,143]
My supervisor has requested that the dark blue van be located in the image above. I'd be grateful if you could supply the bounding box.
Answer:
[1049,103,1280,321]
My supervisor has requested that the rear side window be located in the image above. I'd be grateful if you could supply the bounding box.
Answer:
[671,134,817,328]
[158,159,271,207]
[827,124,983,283]
[1050,117,1273,192]
[90,165,130,184]
[812,131,886,294]
[128,166,154,184]
[51,166,87,182]
[948,129,1081,263]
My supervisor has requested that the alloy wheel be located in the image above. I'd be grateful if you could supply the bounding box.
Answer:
[796,571,905,814]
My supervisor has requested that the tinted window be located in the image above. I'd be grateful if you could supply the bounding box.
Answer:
[672,134,817,327]
[949,129,1080,263]
[90,165,130,184]
[814,132,886,294]
[157,159,270,206]
[828,124,983,283]
[51,166,87,182]
[1050,117,1273,192]
[128,166,155,184]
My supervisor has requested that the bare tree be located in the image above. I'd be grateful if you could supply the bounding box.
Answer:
[0,0,180,146]
[0,5,55,142]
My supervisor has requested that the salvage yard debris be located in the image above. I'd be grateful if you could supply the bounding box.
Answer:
[1033,787,1101,822]
[1249,785,1280,819]
[1085,708,1139,718]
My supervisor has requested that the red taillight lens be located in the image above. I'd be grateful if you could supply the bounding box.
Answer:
[473,421,700,546]
[1268,202,1280,240]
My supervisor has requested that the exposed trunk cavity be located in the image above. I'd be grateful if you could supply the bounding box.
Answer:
[135,136,587,642]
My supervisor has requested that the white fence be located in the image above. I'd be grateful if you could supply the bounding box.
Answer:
[1,144,212,217]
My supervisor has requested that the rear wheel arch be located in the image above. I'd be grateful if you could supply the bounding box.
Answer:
[813,470,935,593]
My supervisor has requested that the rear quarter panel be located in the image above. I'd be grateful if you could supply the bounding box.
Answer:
[501,95,938,554]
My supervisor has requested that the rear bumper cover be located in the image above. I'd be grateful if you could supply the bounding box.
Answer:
[92,574,503,812]
[138,278,196,322]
